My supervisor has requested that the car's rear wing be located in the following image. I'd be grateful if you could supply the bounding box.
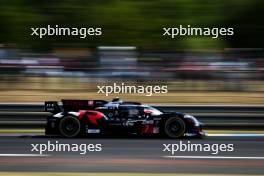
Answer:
[62,100,108,111]
[45,100,108,113]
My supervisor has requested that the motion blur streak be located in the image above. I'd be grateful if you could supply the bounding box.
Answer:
[0,1,263,104]
[0,47,264,104]
[0,136,263,174]
[0,1,264,175]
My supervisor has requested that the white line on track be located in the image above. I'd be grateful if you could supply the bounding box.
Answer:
[0,154,49,157]
[208,133,264,137]
[163,155,264,160]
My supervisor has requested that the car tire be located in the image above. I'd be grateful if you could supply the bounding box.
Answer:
[59,116,81,138]
[164,116,186,138]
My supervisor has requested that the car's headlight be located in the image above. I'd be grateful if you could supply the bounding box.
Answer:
[184,114,200,127]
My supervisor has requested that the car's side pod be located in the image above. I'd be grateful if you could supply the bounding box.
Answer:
[44,101,61,114]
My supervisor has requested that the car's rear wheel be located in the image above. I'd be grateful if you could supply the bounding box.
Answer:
[164,116,186,138]
[59,116,81,138]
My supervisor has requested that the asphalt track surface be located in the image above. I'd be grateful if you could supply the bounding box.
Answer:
[0,134,263,175]
[0,104,263,174]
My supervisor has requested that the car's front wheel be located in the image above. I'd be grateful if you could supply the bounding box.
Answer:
[59,116,81,138]
[164,116,186,138]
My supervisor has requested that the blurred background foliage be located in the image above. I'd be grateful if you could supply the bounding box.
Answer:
[0,0,264,103]
[0,0,263,50]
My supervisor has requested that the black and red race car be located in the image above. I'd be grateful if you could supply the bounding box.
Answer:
[45,98,206,138]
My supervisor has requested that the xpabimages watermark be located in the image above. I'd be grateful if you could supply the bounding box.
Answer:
[97,83,168,96]
[31,25,102,39]
[163,141,234,155]
[163,25,234,39]
[31,141,102,155]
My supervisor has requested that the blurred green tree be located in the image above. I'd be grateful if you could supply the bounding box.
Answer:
[0,0,263,50]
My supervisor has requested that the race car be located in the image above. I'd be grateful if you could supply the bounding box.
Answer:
[45,98,206,138]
